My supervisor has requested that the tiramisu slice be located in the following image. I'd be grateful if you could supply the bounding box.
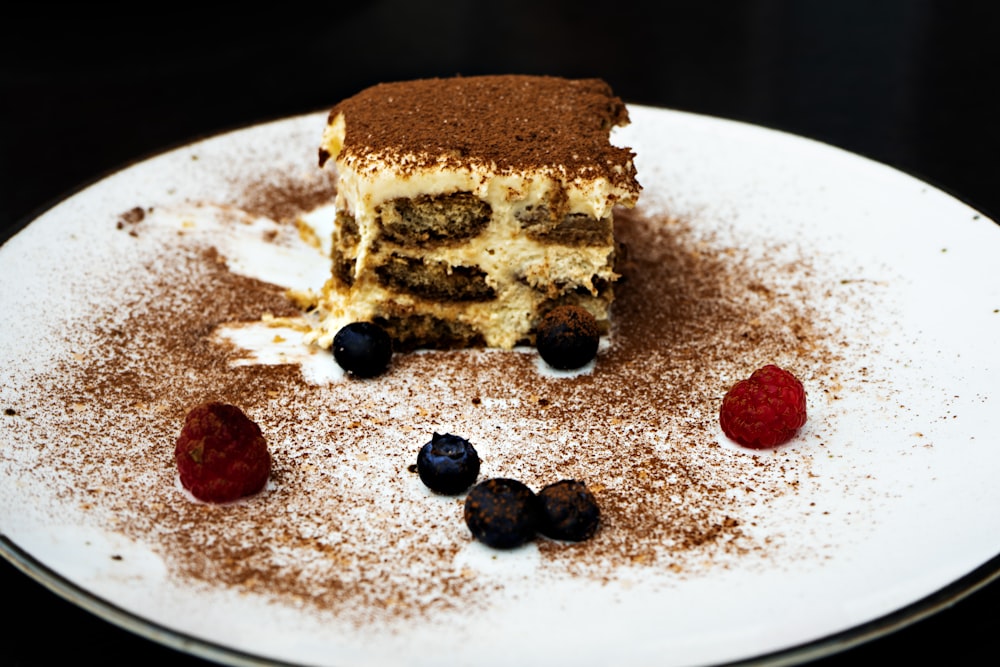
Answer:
[313,74,641,350]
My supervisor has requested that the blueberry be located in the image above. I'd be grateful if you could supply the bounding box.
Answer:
[464,478,539,549]
[535,305,599,370]
[332,321,392,377]
[416,433,480,495]
[537,480,600,542]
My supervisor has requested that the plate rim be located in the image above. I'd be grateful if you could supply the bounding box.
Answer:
[4,532,998,666]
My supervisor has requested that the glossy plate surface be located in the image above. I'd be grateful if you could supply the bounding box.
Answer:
[1,106,998,666]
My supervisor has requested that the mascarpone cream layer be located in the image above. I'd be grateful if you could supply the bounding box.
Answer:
[323,113,639,222]
[350,212,617,292]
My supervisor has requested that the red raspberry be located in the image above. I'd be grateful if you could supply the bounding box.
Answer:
[174,402,271,503]
[719,365,807,449]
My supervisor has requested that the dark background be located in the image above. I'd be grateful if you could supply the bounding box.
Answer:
[2,2,998,665]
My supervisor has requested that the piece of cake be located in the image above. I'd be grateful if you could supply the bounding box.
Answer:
[313,74,641,351]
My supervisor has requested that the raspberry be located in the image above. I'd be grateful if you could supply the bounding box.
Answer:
[174,402,271,503]
[719,365,807,449]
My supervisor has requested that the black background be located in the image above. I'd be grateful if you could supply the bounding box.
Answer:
[2,2,999,665]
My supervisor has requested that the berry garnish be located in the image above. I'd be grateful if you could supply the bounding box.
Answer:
[332,321,393,377]
[464,478,539,549]
[537,480,600,542]
[416,432,481,495]
[174,401,271,503]
[719,364,807,449]
[535,305,600,370]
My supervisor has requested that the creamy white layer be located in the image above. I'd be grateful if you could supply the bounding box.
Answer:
[323,112,639,224]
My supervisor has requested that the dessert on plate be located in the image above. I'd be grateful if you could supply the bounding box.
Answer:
[310,74,641,350]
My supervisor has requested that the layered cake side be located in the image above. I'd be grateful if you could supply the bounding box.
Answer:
[310,75,641,350]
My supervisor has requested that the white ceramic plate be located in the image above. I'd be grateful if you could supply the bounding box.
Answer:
[1,106,998,667]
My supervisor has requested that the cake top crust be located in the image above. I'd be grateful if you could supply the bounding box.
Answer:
[321,74,639,192]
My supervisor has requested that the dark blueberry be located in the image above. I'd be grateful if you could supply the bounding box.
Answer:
[416,433,480,495]
[464,478,539,549]
[537,480,600,542]
[535,305,599,370]
[332,321,392,377]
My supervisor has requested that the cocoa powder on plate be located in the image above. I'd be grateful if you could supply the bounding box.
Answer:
[3,172,861,628]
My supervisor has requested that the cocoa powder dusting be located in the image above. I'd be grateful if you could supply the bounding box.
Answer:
[327,75,639,191]
[235,168,337,223]
[3,170,863,631]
